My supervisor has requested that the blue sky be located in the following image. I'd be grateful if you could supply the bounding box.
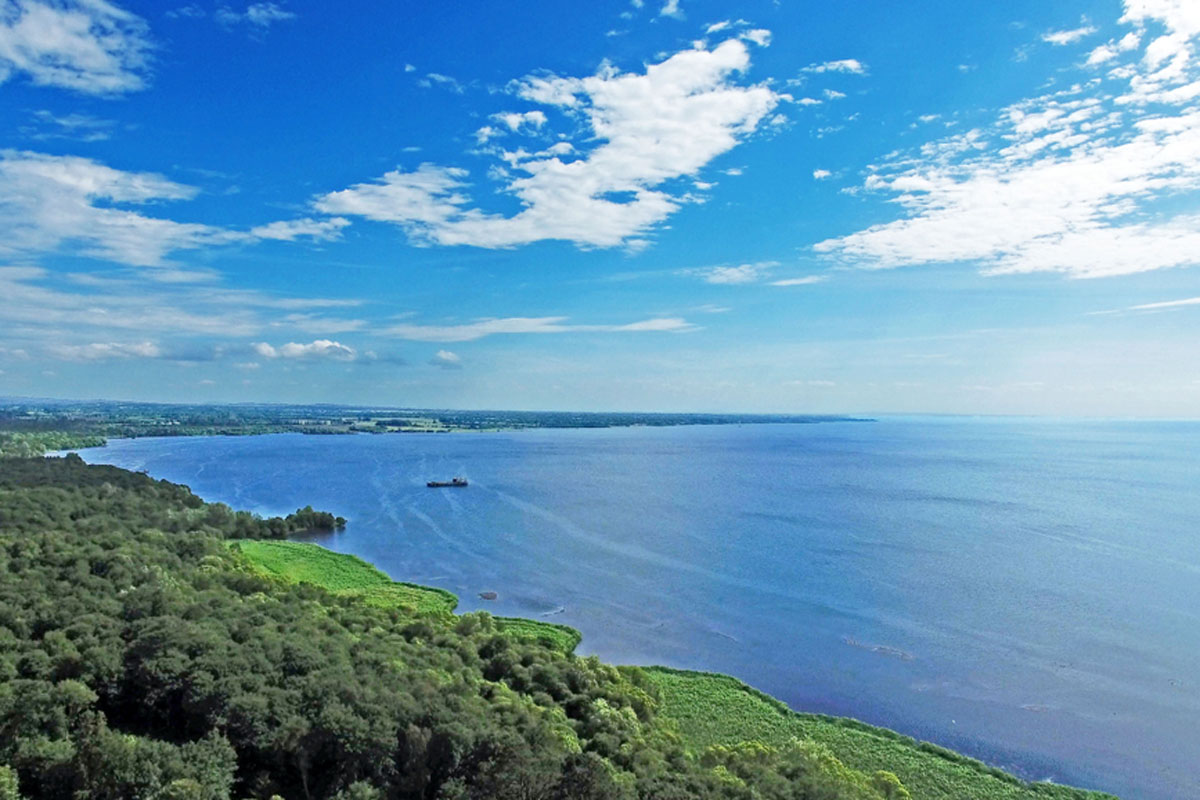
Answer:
[1,0,1198,415]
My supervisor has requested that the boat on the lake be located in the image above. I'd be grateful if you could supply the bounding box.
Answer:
[427,477,468,487]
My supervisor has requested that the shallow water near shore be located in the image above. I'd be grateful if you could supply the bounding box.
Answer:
[73,418,1200,800]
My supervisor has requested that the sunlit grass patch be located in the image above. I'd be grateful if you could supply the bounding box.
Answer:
[643,668,1116,800]
[232,539,581,652]
[232,540,457,615]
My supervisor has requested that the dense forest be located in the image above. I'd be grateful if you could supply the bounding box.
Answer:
[0,455,917,800]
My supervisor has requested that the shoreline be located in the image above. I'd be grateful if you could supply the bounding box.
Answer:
[238,536,1115,800]
[39,430,1139,799]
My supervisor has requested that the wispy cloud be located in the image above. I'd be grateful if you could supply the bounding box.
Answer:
[254,339,357,360]
[429,349,462,369]
[250,217,350,241]
[0,0,153,94]
[216,3,296,30]
[1041,24,1097,46]
[659,0,682,19]
[46,340,161,361]
[682,261,825,287]
[1128,296,1200,311]
[0,151,348,267]
[770,275,826,286]
[316,37,779,250]
[0,266,364,361]
[419,72,464,93]
[384,315,696,342]
[270,313,365,334]
[682,261,778,284]
[815,0,1200,279]
[21,110,118,142]
[801,58,867,75]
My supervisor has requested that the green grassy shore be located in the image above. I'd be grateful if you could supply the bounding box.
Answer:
[232,539,582,653]
[235,539,1113,800]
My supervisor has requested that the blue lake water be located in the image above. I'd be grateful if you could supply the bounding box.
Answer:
[73,419,1200,800]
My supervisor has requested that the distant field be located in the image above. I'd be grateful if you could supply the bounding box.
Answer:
[643,668,1116,800]
[232,540,580,652]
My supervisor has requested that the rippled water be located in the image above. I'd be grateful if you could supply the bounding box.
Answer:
[74,418,1200,800]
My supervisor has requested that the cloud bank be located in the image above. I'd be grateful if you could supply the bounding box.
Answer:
[0,0,152,94]
[316,38,779,250]
[0,151,349,267]
[816,0,1200,278]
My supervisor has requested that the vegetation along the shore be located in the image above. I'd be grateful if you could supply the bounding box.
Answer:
[0,398,869,458]
[0,454,1115,799]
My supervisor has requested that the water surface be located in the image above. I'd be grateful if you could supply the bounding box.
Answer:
[75,419,1200,800]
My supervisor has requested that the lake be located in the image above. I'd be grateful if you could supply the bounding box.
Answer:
[72,418,1200,800]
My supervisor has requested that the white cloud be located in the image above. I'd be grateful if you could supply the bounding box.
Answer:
[801,58,867,75]
[313,163,471,229]
[659,0,681,19]
[1042,25,1098,45]
[315,38,779,249]
[0,265,362,352]
[384,315,695,342]
[249,217,350,241]
[812,169,831,180]
[740,28,770,47]
[475,111,548,144]
[272,313,365,334]
[253,339,357,360]
[1129,295,1200,310]
[823,89,846,100]
[815,0,1200,279]
[166,5,205,19]
[684,261,777,284]
[46,340,161,361]
[0,0,151,94]
[216,2,295,28]
[429,349,462,369]
[420,72,464,93]
[1086,44,1118,64]
[22,109,116,141]
[0,150,227,266]
[770,275,827,286]
[0,150,351,267]
[244,2,293,25]
[494,110,547,130]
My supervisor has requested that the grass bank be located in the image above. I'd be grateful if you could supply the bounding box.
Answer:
[643,667,1116,800]
[231,539,581,652]
[232,540,1113,799]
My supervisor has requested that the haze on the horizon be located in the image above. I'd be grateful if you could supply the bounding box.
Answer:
[1,0,1198,417]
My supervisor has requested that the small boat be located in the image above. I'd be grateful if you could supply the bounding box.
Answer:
[427,477,468,488]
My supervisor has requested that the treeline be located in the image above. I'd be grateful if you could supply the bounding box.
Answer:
[0,399,869,450]
[274,506,346,535]
[0,431,108,459]
[0,455,906,800]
